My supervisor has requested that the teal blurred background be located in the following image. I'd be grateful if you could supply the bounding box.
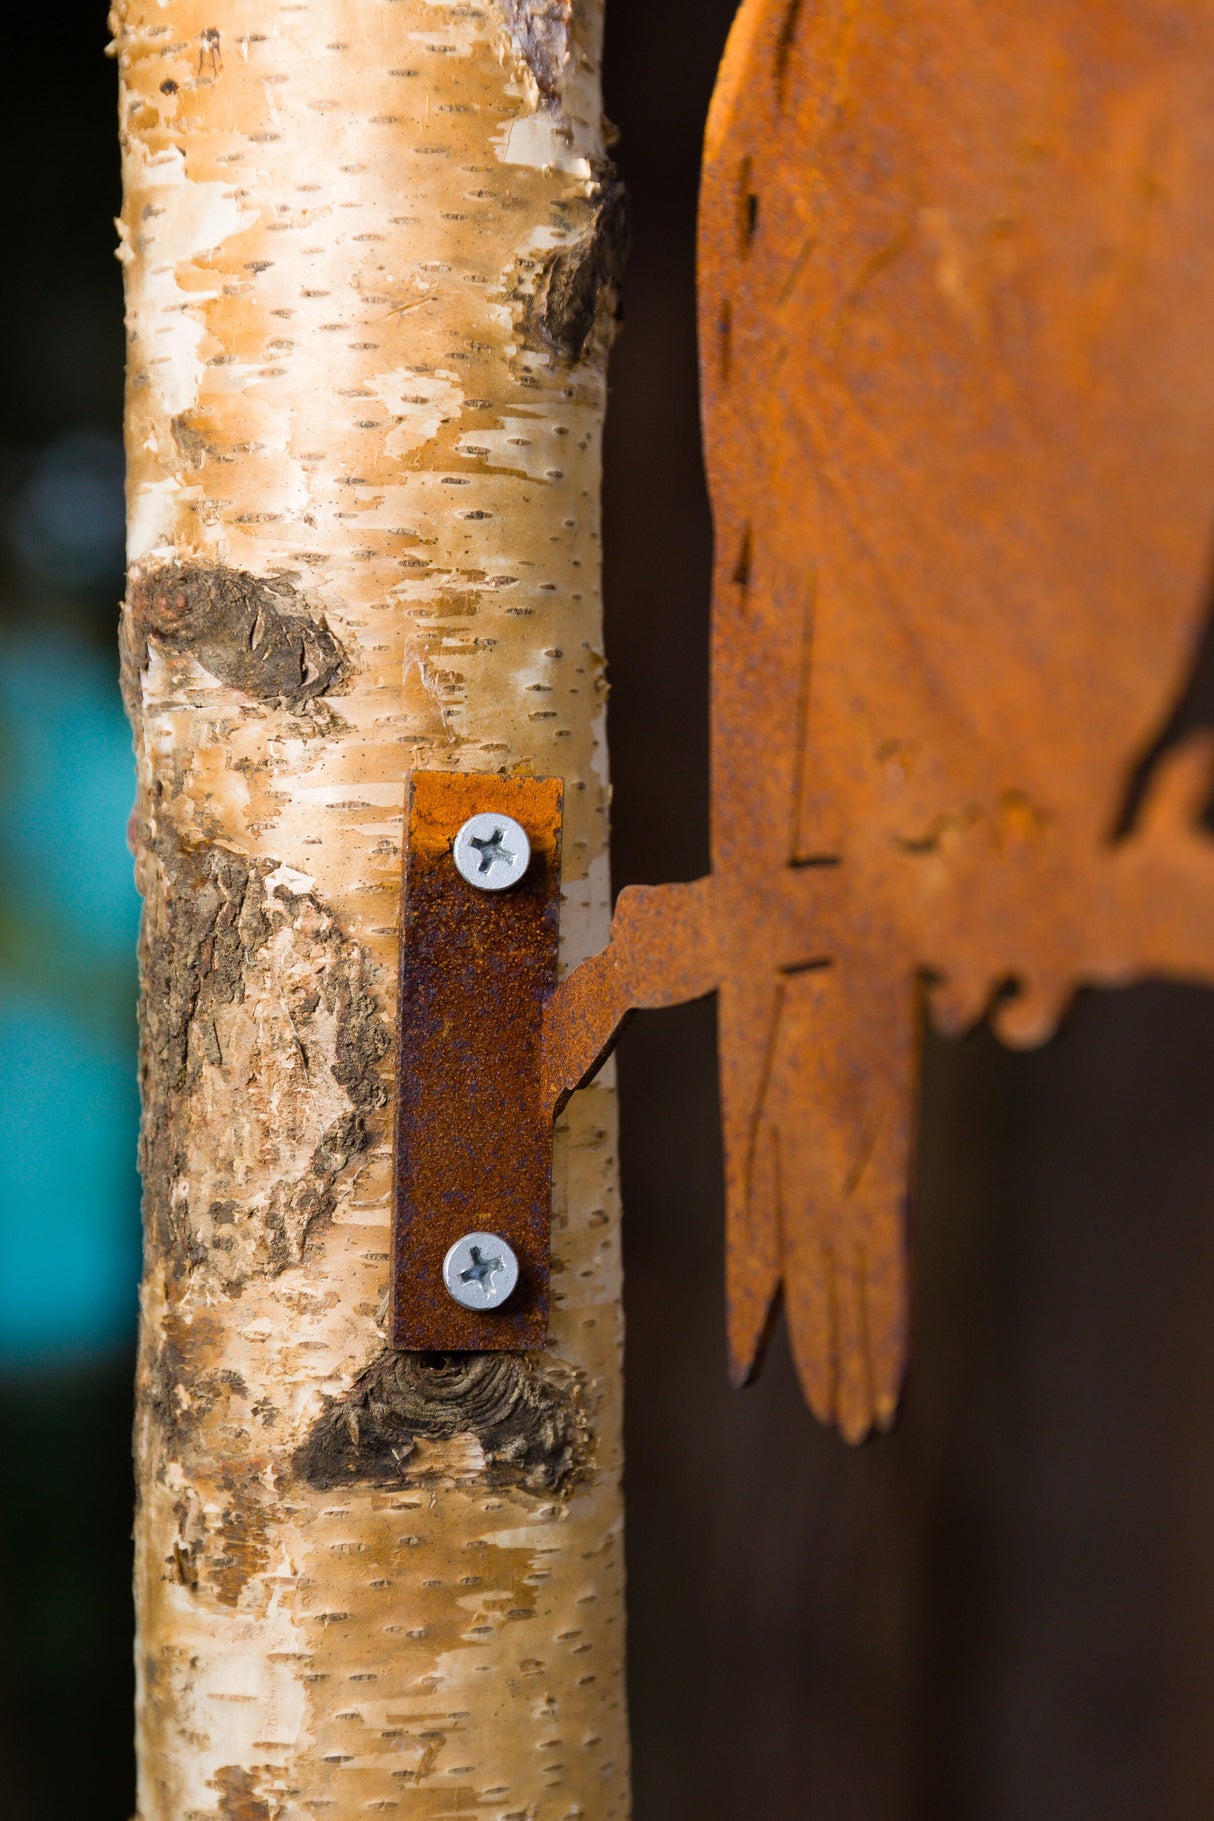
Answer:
[0,10,137,1812]
[1,525,139,1371]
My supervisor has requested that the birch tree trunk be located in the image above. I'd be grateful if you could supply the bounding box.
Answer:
[112,2,628,1814]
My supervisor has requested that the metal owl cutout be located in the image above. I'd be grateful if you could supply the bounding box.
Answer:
[397,0,1214,1443]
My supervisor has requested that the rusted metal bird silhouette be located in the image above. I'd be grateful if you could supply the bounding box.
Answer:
[544,0,1214,1441]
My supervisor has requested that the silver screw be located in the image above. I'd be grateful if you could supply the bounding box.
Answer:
[452,812,531,891]
[442,1232,520,1311]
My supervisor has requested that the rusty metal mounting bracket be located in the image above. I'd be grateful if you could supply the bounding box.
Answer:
[391,771,564,1351]
[390,769,714,1357]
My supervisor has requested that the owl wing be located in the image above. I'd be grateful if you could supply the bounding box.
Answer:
[699,0,1214,1433]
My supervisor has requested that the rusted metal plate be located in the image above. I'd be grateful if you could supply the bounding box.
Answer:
[391,771,562,1351]
[544,1,1214,1441]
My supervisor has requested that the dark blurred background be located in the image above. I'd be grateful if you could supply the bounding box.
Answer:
[5,5,1214,1819]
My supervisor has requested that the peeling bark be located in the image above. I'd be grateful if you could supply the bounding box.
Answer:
[114,1,627,1815]
[137,838,389,1290]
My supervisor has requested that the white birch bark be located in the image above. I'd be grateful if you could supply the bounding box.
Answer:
[111,1,628,1814]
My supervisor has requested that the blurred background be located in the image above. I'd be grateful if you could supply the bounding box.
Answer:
[5,5,1214,1818]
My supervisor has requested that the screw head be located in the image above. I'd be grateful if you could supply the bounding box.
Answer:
[442,1232,520,1311]
[452,812,531,891]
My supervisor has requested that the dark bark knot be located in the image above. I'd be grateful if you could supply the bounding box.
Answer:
[125,561,348,709]
[527,176,630,364]
[498,0,571,99]
[295,1350,590,1497]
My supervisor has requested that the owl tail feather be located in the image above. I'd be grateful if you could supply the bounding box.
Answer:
[728,962,918,1442]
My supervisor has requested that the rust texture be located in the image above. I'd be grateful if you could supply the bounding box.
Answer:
[543,0,1214,1442]
[391,771,563,1350]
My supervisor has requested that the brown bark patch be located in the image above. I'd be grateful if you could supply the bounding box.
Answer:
[125,561,348,709]
[497,0,570,99]
[138,840,390,1294]
[167,1486,208,1591]
[210,1467,272,1608]
[144,1310,197,1451]
[213,1766,272,1821]
[144,1309,237,1451]
[294,1350,590,1496]
[526,174,629,363]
